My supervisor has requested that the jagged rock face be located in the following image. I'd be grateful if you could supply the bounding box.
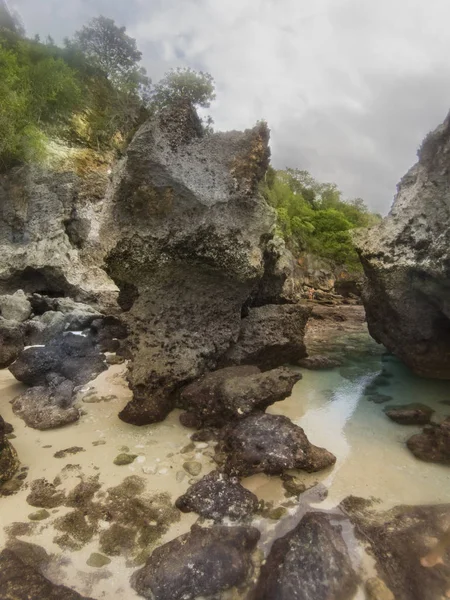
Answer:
[103,103,282,425]
[0,149,117,310]
[355,113,450,379]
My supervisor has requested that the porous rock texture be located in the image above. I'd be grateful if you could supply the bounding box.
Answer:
[102,101,309,425]
[0,147,117,310]
[406,417,450,464]
[0,548,94,600]
[178,365,301,428]
[217,412,336,477]
[253,512,357,600]
[131,524,260,600]
[343,498,450,600]
[175,470,258,522]
[0,317,24,368]
[355,112,450,379]
[0,415,19,484]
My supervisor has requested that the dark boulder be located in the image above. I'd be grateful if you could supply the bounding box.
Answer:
[218,413,336,477]
[343,499,450,600]
[406,417,450,464]
[0,415,19,484]
[131,524,260,600]
[178,365,301,427]
[0,549,94,600]
[384,403,434,425]
[175,470,258,522]
[253,512,357,600]
[0,318,24,368]
[223,304,311,370]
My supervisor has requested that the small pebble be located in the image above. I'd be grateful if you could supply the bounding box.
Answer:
[87,553,111,568]
[113,453,137,466]
[93,440,106,446]
[183,461,202,476]
[28,509,50,521]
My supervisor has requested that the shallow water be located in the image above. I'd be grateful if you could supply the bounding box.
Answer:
[1,333,449,598]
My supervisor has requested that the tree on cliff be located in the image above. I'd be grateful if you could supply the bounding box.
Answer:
[71,16,150,98]
[152,68,215,110]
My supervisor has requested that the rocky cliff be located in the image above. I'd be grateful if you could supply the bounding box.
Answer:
[355,112,450,378]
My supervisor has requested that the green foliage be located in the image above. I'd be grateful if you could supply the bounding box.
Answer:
[152,68,216,110]
[260,168,381,270]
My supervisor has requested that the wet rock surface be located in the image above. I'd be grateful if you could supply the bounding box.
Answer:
[253,512,357,600]
[384,403,434,425]
[179,365,301,427]
[218,412,336,477]
[298,355,342,370]
[0,548,94,600]
[355,112,450,379]
[343,499,450,600]
[223,304,310,370]
[175,470,258,522]
[406,417,450,464]
[131,524,260,600]
[0,415,19,484]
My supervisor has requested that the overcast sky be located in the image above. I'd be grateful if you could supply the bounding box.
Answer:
[11,0,450,213]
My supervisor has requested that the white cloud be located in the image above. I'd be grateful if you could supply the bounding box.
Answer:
[13,0,450,212]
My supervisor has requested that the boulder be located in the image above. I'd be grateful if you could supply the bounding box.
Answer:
[0,415,19,483]
[101,102,308,426]
[178,365,301,427]
[0,290,31,322]
[175,470,258,522]
[218,412,336,477]
[343,499,450,600]
[0,549,93,600]
[131,524,260,600]
[10,332,106,386]
[406,417,450,464]
[0,318,24,368]
[384,403,434,425]
[223,304,311,370]
[253,512,357,600]
[12,380,79,430]
[355,112,450,379]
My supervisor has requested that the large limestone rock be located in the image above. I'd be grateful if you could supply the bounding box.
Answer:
[0,146,117,310]
[355,113,450,378]
[103,102,307,425]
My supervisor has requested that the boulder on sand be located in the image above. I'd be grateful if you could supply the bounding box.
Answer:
[406,417,450,464]
[0,415,19,484]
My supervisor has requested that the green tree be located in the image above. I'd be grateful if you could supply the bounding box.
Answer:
[152,67,216,110]
[72,16,150,95]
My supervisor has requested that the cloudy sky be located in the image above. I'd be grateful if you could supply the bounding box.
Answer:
[11,0,450,213]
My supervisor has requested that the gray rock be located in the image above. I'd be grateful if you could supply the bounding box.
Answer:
[0,548,94,599]
[0,290,31,322]
[406,417,450,464]
[0,318,24,368]
[179,365,301,427]
[254,512,358,600]
[223,304,310,370]
[218,413,336,477]
[384,403,434,425]
[131,524,260,600]
[101,102,302,426]
[175,470,258,522]
[12,382,79,430]
[355,113,450,379]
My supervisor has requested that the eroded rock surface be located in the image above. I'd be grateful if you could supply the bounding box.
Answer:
[384,403,434,425]
[175,470,258,522]
[343,499,450,600]
[0,318,24,368]
[253,512,357,600]
[0,548,93,600]
[0,415,19,484]
[218,412,336,477]
[355,113,450,379]
[101,102,309,425]
[179,365,301,428]
[131,524,260,600]
[406,417,450,464]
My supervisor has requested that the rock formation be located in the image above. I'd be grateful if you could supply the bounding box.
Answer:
[355,113,450,378]
[0,415,19,484]
[102,102,310,424]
